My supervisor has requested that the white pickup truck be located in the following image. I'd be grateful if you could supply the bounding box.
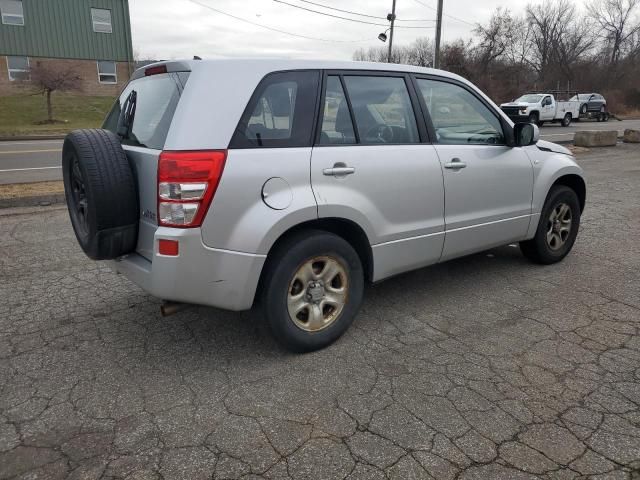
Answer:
[500,93,581,127]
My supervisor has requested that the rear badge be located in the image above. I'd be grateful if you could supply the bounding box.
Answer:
[142,209,156,221]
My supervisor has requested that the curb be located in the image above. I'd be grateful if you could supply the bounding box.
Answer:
[0,135,66,142]
[0,193,65,209]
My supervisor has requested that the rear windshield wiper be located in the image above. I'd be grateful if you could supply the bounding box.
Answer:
[117,90,137,140]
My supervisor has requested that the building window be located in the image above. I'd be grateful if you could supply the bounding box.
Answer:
[91,8,112,33]
[6,56,29,81]
[1,0,24,25]
[97,61,117,84]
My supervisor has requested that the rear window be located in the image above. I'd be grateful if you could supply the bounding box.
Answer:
[103,71,190,150]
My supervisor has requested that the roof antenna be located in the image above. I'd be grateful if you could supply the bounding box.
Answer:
[193,56,202,60]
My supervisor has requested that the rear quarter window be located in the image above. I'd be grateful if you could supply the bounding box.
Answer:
[103,71,190,150]
[229,70,320,149]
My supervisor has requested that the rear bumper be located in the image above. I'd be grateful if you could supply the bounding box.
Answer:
[107,227,266,311]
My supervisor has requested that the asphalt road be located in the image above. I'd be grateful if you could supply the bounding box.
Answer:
[0,139,63,185]
[1,144,639,479]
[1,118,639,184]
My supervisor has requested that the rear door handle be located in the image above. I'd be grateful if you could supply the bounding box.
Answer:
[444,158,467,170]
[323,166,355,176]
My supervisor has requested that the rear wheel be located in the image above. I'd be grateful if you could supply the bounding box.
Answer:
[260,231,364,352]
[520,186,581,264]
[561,113,572,127]
[580,103,588,115]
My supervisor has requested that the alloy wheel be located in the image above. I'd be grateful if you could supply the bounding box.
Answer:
[287,256,348,332]
[546,202,572,250]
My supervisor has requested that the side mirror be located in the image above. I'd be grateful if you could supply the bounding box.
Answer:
[513,122,539,147]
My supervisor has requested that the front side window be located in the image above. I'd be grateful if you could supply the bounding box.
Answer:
[342,76,419,144]
[91,8,112,33]
[97,61,117,84]
[6,55,29,81]
[319,76,356,145]
[230,70,319,148]
[417,79,504,145]
[1,0,23,25]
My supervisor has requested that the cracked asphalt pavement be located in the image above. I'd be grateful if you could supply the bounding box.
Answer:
[1,144,640,479]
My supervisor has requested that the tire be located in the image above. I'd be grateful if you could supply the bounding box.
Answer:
[260,230,364,352]
[520,185,581,264]
[561,113,572,127]
[62,129,139,260]
[580,104,588,115]
[528,112,539,125]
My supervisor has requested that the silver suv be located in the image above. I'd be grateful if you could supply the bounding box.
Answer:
[62,59,586,352]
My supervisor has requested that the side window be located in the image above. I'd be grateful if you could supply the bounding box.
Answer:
[543,96,551,106]
[6,55,29,81]
[97,61,117,84]
[91,8,112,33]
[230,70,319,148]
[319,76,356,145]
[343,76,419,144]
[416,79,504,146]
[1,0,24,26]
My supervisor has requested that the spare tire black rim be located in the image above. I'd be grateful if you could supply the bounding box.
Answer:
[70,155,89,237]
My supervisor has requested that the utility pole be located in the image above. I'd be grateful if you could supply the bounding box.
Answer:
[387,0,396,63]
[434,0,443,68]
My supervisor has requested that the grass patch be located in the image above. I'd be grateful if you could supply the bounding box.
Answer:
[0,93,114,136]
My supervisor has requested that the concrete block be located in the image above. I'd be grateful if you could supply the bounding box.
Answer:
[623,129,640,143]
[574,130,618,147]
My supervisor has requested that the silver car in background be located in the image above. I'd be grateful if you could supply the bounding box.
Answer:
[62,59,586,352]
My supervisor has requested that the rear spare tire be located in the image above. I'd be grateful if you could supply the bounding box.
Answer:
[62,129,138,260]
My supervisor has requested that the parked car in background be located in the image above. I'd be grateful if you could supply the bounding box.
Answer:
[61,59,586,352]
[570,93,607,115]
[500,93,580,127]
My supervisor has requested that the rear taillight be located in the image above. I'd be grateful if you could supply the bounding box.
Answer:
[157,150,227,228]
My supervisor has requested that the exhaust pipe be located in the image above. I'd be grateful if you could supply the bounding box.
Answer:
[160,301,187,317]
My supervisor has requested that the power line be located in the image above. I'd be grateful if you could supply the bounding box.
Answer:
[294,0,383,20]
[412,0,476,27]
[294,0,434,22]
[273,0,435,28]
[186,0,371,43]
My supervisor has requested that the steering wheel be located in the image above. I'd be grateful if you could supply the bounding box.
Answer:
[364,124,394,143]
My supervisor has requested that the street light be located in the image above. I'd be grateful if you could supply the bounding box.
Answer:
[378,29,389,42]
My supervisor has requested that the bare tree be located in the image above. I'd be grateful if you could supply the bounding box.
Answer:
[473,8,519,73]
[526,0,576,83]
[406,37,434,67]
[587,0,640,65]
[29,62,82,123]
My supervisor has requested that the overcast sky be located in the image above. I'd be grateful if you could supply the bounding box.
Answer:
[128,0,589,61]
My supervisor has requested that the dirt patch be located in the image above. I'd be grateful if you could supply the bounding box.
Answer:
[568,145,590,155]
[0,181,64,200]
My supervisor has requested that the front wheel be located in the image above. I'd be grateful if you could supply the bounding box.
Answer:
[520,185,581,264]
[528,112,539,125]
[260,231,364,352]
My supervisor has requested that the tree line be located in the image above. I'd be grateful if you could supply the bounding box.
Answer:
[353,0,640,112]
